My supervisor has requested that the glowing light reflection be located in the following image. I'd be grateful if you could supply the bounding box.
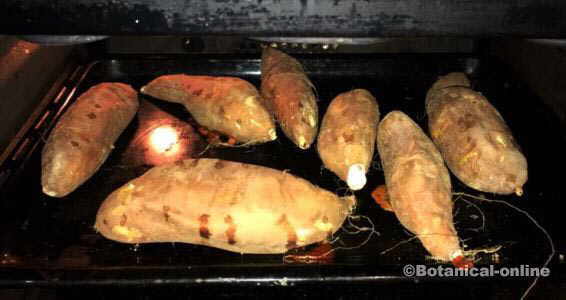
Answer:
[149,126,179,153]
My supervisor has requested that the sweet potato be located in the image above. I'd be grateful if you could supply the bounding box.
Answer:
[95,158,356,254]
[377,111,462,262]
[141,75,276,145]
[42,83,139,198]
[426,72,528,195]
[317,89,379,190]
[261,47,318,149]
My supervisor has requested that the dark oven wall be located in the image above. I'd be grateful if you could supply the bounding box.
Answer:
[0,36,74,159]
[1,0,566,37]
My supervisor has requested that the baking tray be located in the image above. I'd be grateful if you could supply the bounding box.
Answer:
[0,54,564,291]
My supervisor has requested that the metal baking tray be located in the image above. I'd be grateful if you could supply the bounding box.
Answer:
[0,54,563,294]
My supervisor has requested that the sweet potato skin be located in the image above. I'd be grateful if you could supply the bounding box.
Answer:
[141,75,276,144]
[95,158,355,254]
[42,83,138,198]
[317,89,379,189]
[261,47,318,149]
[377,111,460,261]
[426,73,528,195]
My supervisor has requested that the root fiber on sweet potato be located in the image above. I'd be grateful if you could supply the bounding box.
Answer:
[141,75,276,145]
[317,89,379,190]
[261,47,318,149]
[42,83,139,197]
[426,72,528,196]
[95,158,356,254]
[377,111,463,262]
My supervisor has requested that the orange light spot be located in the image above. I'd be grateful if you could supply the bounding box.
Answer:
[452,255,474,269]
[371,185,393,212]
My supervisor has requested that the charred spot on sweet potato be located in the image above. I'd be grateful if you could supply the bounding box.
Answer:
[506,174,517,183]
[94,104,102,108]
[70,141,80,148]
[277,214,298,249]
[457,114,476,130]
[157,185,171,194]
[87,112,97,119]
[276,214,287,225]
[309,212,321,222]
[343,133,354,143]
[462,138,477,154]
[224,215,237,245]
[192,89,203,97]
[103,219,108,225]
[214,161,225,169]
[404,159,418,171]
[120,214,128,226]
[286,239,298,249]
[163,205,171,222]
[199,214,211,239]
[190,159,200,168]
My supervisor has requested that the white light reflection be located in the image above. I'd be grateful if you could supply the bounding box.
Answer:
[149,126,179,153]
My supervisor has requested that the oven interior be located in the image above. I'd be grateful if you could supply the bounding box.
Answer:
[1,36,566,298]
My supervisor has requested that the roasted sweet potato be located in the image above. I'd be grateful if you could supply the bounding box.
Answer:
[95,158,356,254]
[42,83,139,197]
[377,111,463,262]
[261,47,318,149]
[317,89,379,190]
[141,75,276,145]
[426,72,528,195]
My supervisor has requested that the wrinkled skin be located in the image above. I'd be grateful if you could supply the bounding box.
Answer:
[42,83,138,197]
[95,158,355,254]
[377,111,461,261]
[317,89,379,189]
[426,72,528,195]
[142,75,276,144]
[261,47,318,149]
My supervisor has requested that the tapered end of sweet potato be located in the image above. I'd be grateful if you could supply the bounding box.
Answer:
[42,186,65,198]
[140,76,190,105]
[261,47,304,76]
[431,72,471,90]
[41,140,108,198]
